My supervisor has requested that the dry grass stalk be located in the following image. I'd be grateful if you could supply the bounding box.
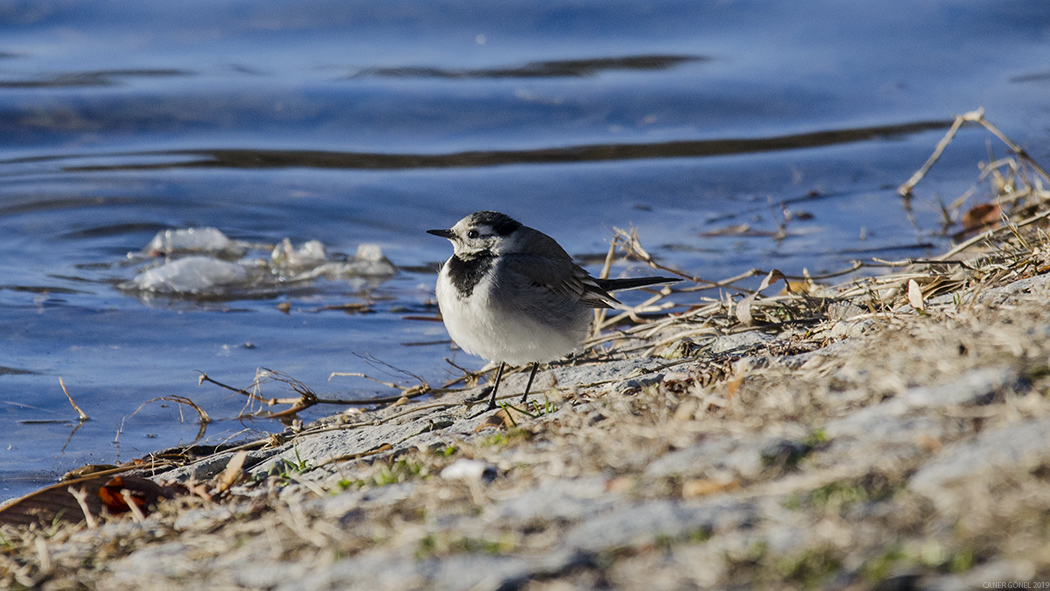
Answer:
[58,377,89,422]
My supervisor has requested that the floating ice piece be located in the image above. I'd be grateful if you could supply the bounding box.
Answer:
[286,243,397,281]
[124,229,395,298]
[345,243,397,277]
[271,238,326,268]
[354,243,384,262]
[145,228,248,257]
[129,256,249,294]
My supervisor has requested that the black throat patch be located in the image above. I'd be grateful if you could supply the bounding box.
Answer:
[446,252,496,297]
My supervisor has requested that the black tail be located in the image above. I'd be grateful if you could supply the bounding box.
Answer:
[595,276,680,293]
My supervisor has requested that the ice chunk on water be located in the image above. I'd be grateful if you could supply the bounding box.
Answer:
[145,228,248,257]
[124,231,395,298]
[309,243,397,279]
[129,256,249,294]
[354,243,384,262]
[271,238,326,267]
[278,242,397,281]
[346,243,397,276]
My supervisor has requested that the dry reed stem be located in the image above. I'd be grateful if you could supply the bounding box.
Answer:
[58,377,89,422]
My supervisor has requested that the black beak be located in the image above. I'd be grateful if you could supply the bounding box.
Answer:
[426,228,455,239]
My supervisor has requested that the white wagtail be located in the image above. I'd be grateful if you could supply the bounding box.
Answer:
[427,211,678,409]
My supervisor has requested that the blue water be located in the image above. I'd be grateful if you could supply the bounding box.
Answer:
[2,0,1050,501]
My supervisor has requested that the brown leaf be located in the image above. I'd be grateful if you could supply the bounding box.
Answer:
[98,476,169,516]
[961,203,1002,230]
[216,450,249,493]
[907,279,925,312]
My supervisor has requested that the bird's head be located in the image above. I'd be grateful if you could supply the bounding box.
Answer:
[427,210,524,258]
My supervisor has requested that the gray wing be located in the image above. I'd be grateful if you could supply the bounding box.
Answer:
[497,229,618,310]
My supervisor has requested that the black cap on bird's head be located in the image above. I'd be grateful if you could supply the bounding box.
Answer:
[462,211,521,236]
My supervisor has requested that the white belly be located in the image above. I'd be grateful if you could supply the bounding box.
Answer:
[435,264,591,365]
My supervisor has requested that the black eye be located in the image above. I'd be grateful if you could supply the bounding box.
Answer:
[467,229,479,239]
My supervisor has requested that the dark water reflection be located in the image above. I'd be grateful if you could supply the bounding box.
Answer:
[354,54,706,79]
[0,69,190,88]
[17,118,951,173]
[1,0,1050,500]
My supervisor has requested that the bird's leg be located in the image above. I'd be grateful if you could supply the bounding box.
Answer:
[487,362,506,410]
[520,362,539,405]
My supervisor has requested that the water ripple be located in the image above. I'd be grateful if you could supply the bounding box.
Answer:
[353,54,706,79]
[26,119,951,173]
